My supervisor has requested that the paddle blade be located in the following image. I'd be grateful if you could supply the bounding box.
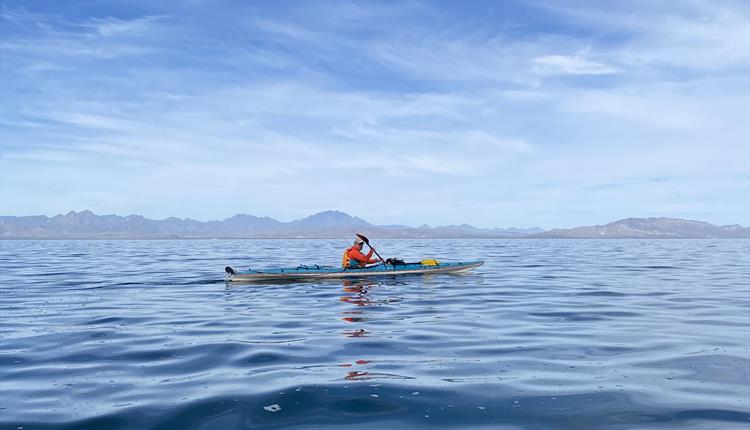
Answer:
[355,233,370,245]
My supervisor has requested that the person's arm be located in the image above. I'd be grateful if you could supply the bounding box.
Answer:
[364,248,378,264]
[349,247,379,264]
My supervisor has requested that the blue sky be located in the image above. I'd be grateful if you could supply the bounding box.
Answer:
[1,0,748,228]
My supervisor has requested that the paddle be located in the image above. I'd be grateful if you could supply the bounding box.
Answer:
[356,233,386,264]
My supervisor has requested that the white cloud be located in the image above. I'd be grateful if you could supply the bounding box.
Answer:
[3,149,78,163]
[534,0,750,71]
[532,54,619,75]
[0,10,168,59]
[91,15,166,37]
[498,90,548,101]
[372,34,544,86]
[559,89,710,129]
[50,112,142,130]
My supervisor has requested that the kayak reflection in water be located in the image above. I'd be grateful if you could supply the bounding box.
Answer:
[340,279,375,307]
[340,279,401,315]
[340,360,415,381]
[342,328,368,337]
[342,236,380,268]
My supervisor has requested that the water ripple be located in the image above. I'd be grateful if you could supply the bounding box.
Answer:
[1,239,748,429]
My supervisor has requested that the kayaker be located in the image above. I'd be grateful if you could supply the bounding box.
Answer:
[342,237,380,268]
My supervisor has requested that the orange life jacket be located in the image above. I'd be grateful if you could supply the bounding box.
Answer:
[341,245,359,269]
[342,246,374,268]
[342,246,355,268]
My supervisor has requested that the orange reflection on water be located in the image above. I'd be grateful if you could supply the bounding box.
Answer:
[339,280,380,380]
[341,313,367,323]
[340,279,377,307]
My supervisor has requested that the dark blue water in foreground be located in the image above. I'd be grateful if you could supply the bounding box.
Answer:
[1,239,749,429]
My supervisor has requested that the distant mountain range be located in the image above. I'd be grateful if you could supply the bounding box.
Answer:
[0,210,747,239]
[536,217,749,239]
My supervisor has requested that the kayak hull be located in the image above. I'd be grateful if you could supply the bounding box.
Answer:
[226,260,483,282]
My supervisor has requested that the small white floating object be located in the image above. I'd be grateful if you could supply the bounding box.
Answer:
[370,394,379,398]
[412,392,420,395]
[263,404,281,412]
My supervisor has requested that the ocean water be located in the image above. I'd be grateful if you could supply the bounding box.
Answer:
[0,239,748,430]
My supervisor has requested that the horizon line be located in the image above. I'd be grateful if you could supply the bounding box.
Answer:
[1,209,748,230]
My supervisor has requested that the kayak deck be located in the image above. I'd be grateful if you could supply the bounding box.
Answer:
[226,260,483,282]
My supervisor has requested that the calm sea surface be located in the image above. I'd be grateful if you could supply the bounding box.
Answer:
[1,239,748,429]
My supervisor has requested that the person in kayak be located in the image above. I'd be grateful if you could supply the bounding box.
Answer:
[342,237,380,268]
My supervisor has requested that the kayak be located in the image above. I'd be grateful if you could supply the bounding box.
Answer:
[225,260,483,282]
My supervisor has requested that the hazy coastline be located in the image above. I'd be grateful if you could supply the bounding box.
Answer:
[2,210,747,239]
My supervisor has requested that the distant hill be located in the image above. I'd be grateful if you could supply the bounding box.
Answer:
[0,211,746,239]
[535,217,749,239]
[0,210,541,239]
